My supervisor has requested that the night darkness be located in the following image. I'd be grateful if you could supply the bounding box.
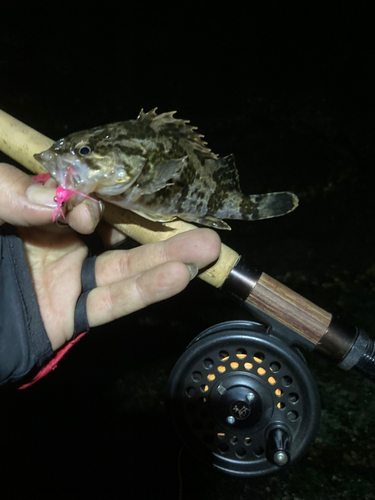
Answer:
[1,2,375,499]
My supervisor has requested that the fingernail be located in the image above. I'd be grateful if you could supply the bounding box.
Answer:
[98,200,105,216]
[186,263,199,281]
[83,198,100,226]
[26,184,57,207]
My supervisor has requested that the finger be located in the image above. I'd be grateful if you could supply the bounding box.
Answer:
[87,261,191,327]
[0,163,57,226]
[95,219,128,248]
[66,197,104,234]
[94,228,221,287]
[44,177,58,189]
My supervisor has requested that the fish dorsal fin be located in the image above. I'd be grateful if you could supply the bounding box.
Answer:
[137,108,217,160]
[137,108,159,121]
[209,154,242,193]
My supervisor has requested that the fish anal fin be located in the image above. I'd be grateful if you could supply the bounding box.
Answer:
[125,205,177,223]
[177,213,232,230]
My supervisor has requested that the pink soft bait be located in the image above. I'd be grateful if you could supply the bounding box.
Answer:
[52,185,99,222]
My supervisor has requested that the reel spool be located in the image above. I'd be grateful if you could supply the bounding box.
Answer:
[167,321,320,477]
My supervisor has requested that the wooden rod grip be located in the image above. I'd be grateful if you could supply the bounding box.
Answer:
[246,273,332,344]
[0,109,239,287]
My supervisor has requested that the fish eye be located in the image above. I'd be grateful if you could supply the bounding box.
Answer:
[79,145,91,155]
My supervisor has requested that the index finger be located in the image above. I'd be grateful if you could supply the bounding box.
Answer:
[0,163,56,226]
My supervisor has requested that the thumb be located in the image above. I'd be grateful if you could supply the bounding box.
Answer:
[0,163,57,227]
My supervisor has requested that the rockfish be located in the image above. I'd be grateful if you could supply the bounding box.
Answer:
[34,109,298,229]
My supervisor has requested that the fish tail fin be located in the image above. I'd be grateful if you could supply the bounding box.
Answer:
[207,156,299,223]
[220,191,299,221]
[177,191,298,230]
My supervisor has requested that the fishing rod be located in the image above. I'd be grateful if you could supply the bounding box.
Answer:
[1,109,374,477]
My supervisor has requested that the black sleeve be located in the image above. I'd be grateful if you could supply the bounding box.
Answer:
[0,225,53,385]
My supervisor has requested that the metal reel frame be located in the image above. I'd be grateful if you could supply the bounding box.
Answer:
[167,321,320,477]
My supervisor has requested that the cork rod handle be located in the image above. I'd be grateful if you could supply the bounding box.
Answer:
[0,109,239,287]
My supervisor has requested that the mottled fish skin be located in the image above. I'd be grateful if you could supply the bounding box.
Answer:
[34,109,298,230]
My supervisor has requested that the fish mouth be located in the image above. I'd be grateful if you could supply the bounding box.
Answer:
[34,150,55,163]
[34,150,84,191]
[57,156,83,190]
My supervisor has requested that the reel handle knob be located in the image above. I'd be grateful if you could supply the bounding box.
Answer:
[266,428,291,467]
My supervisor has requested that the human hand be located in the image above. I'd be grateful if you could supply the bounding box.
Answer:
[0,163,221,351]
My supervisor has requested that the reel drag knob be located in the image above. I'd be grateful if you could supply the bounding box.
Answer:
[167,320,320,477]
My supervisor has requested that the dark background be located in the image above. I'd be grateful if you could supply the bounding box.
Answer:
[1,2,375,499]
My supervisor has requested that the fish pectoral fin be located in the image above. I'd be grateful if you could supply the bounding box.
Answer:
[135,157,187,195]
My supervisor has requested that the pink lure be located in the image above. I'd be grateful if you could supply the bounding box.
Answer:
[31,173,99,222]
[53,185,99,222]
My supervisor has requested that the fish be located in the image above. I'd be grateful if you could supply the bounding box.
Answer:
[34,108,298,230]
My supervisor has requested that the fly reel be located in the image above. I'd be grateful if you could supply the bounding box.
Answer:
[167,320,320,477]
